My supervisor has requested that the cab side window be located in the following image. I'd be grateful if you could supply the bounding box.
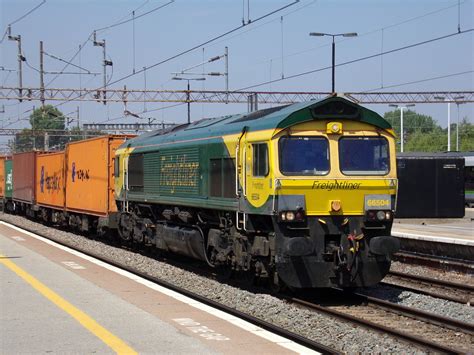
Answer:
[253,143,269,177]
[128,153,144,191]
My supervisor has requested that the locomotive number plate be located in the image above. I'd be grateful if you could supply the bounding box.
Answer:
[364,194,391,210]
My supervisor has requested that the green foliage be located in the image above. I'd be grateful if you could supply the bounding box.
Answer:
[404,129,446,152]
[11,106,102,153]
[30,105,65,130]
[384,109,438,136]
[384,109,473,153]
[459,117,474,151]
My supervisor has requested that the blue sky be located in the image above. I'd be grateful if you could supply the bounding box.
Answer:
[1,0,473,150]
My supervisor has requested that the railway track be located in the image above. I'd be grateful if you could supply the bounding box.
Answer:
[284,291,474,354]
[384,270,474,305]
[3,220,338,355]
[393,251,474,274]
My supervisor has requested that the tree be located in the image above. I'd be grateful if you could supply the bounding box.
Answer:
[30,105,65,131]
[11,129,35,152]
[384,109,439,136]
[13,105,68,152]
[458,117,474,151]
[384,110,441,152]
[403,128,446,152]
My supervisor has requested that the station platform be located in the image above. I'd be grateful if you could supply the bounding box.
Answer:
[0,222,314,355]
[391,208,474,260]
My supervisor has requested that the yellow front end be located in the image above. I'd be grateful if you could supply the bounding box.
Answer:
[272,120,397,217]
[265,119,399,288]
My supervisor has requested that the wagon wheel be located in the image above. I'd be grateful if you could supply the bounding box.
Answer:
[268,269,290,294]
[215,264,234,282]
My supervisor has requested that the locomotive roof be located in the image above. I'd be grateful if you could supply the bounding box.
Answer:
[124,96,392,149]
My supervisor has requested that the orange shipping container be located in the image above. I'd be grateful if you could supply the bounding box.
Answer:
[36,151,66,209]
[65,135,132,216]
[0,156,6,199]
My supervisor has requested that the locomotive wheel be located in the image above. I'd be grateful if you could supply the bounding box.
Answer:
[241,269,257,287]
[268,270,289,294]
[215,265,234,281]
[118,213,134,242]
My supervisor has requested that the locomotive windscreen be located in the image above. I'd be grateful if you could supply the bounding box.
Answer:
[279,136,329,175]
[339,137,389,175]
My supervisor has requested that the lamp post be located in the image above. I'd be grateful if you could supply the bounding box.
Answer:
[434,96,451,151]
[389,104,415,153]
[454,96,465,151]
[172,77,206,123]
[309,32,358,93]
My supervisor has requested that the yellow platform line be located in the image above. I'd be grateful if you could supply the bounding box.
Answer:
[0,254,137,355]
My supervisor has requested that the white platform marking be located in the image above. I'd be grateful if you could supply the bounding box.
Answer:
[173,318,230,341]
[62,261,86,270]
[11,236,25,241]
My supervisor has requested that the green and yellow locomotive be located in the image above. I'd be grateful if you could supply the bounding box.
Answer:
[114,96,400,288]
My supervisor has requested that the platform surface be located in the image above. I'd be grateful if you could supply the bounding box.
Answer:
[392,208,474,246]
[0,222,316,355]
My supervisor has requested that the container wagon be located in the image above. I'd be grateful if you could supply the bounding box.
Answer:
[64,135,133,233]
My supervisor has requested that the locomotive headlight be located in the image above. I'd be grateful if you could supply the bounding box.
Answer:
[326,121,343,134]
[279,209,305,222]
[376,211,386,221]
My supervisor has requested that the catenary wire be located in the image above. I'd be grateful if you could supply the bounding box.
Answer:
[94,0,174,33]
[251,0,467,67]
[361,70,474,93]
[104,1,300,88]
[237,29,474,91]
[40,1,299,109]
[43,51,94,74]
[45,0,173,88]
[0,0,46,43]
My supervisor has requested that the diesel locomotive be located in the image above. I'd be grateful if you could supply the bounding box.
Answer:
[114,96,400,289]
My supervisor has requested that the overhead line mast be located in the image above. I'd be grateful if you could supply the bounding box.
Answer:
[7,26,25,102]
[93,31,113,105]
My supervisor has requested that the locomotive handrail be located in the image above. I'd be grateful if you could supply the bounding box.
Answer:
[242,145,247,198]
